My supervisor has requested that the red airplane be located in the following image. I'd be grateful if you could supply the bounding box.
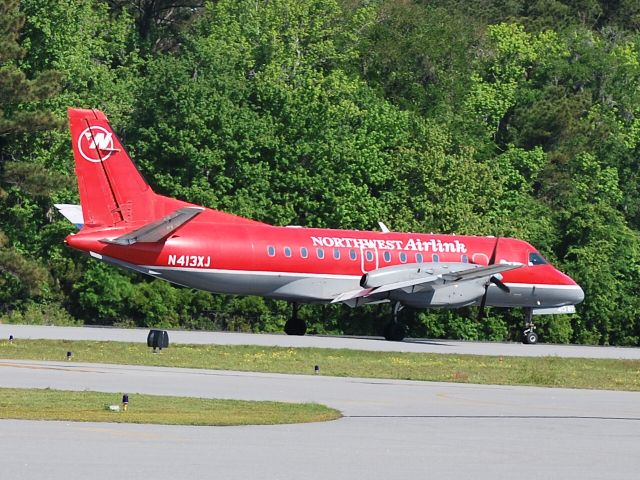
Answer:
[60,108,584,344]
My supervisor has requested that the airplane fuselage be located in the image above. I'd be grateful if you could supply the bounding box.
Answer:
[66,222,584,309]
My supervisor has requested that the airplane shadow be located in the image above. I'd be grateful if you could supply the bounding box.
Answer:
[315,334,454,347]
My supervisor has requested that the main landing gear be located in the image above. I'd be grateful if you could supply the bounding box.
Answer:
[383,302,407,342]
[522,307,538,344]
[284,303,307,336]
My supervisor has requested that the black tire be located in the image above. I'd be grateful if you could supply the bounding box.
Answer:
[383,323,406,342]
[284,319,307,336]
[523,331,538,345]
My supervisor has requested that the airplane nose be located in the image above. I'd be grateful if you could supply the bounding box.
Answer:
[557,269,584,305]
[572,285,585,305]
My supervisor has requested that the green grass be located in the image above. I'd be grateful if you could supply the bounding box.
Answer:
[1,339,640,391]
[0,387,341,425]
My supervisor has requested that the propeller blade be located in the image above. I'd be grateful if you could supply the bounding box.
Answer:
[477,285,488,321]
[490,276,510,293]
[478,238,499,321]
[488,237,499,265]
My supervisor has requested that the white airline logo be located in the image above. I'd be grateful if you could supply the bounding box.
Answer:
[77,126,117,163]
[311,236,468,253]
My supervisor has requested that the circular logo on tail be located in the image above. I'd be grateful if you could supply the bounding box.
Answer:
[78,126,116,163]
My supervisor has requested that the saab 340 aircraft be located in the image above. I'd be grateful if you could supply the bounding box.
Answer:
[59,108,584,343]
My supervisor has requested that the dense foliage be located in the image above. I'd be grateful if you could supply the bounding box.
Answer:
[1,0,639,345]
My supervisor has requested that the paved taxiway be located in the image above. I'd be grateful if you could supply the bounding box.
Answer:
[2,323,640,358]
[1,359,639,479]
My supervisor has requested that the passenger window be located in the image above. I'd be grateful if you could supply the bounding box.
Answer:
[529,252,547,266]
[349,249,357,260]
[461,255,469,263]
[284,247,292,258]
[383,251,391,262]
[267,246,276,257]
[365,251,374,261]
[333,249,341,260]
[432,254,440,263]
[416,253,423,263]
[316,248,325,259]
[399,252,407,263]
[300,247,308,259]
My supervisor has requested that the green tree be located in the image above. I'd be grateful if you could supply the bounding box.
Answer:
[0,0,62,307]
[107,0,204,53]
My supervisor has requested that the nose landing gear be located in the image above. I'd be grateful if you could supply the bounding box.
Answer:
[522,307,538,344]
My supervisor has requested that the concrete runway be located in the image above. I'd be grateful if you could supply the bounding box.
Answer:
[1,359,639,480]
[2,323,640,359]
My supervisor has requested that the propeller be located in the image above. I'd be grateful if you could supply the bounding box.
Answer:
[477,238,510,321]
[491,276,510,293]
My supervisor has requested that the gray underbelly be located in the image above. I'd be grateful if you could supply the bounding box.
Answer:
[151,267,361,303]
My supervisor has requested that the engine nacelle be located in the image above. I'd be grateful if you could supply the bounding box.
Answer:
[394,282,486,309]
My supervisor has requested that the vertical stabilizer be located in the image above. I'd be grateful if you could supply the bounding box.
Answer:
[68,108,156,227]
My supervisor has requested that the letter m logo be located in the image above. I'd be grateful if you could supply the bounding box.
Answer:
[87,131,113,150]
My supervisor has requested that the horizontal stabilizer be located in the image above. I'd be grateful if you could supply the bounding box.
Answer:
[54,204,84,229]
[102,206,204,245]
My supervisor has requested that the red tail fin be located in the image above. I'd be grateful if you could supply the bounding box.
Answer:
[69,107,267,229]
[68,108,157,227]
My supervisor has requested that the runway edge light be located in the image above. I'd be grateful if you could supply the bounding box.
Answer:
[122,394,129,412]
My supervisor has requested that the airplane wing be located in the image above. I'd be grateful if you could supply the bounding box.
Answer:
[440,262,522,282]
[332,262,522,305]
[101,206,205,245]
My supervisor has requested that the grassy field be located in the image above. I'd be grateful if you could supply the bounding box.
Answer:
[0,387,340,425]
[1,339,639,391]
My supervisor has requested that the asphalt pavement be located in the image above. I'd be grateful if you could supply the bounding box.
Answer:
[2,324,639,359]
[0,359,639,480]
[1,324,639,479]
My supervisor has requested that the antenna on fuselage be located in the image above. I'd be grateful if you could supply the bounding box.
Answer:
[378,221,390,233]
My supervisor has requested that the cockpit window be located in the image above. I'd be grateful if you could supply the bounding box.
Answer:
[529,252,548,265]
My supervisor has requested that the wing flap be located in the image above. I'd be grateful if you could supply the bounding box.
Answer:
[331,287,376,304]
[331,275,438,304]
[101,206,204,245]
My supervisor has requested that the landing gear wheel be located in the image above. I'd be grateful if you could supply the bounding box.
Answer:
[384,303,407,341]
[521,307,538,345]
[384,322,406,342]
[284,318,307,336]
